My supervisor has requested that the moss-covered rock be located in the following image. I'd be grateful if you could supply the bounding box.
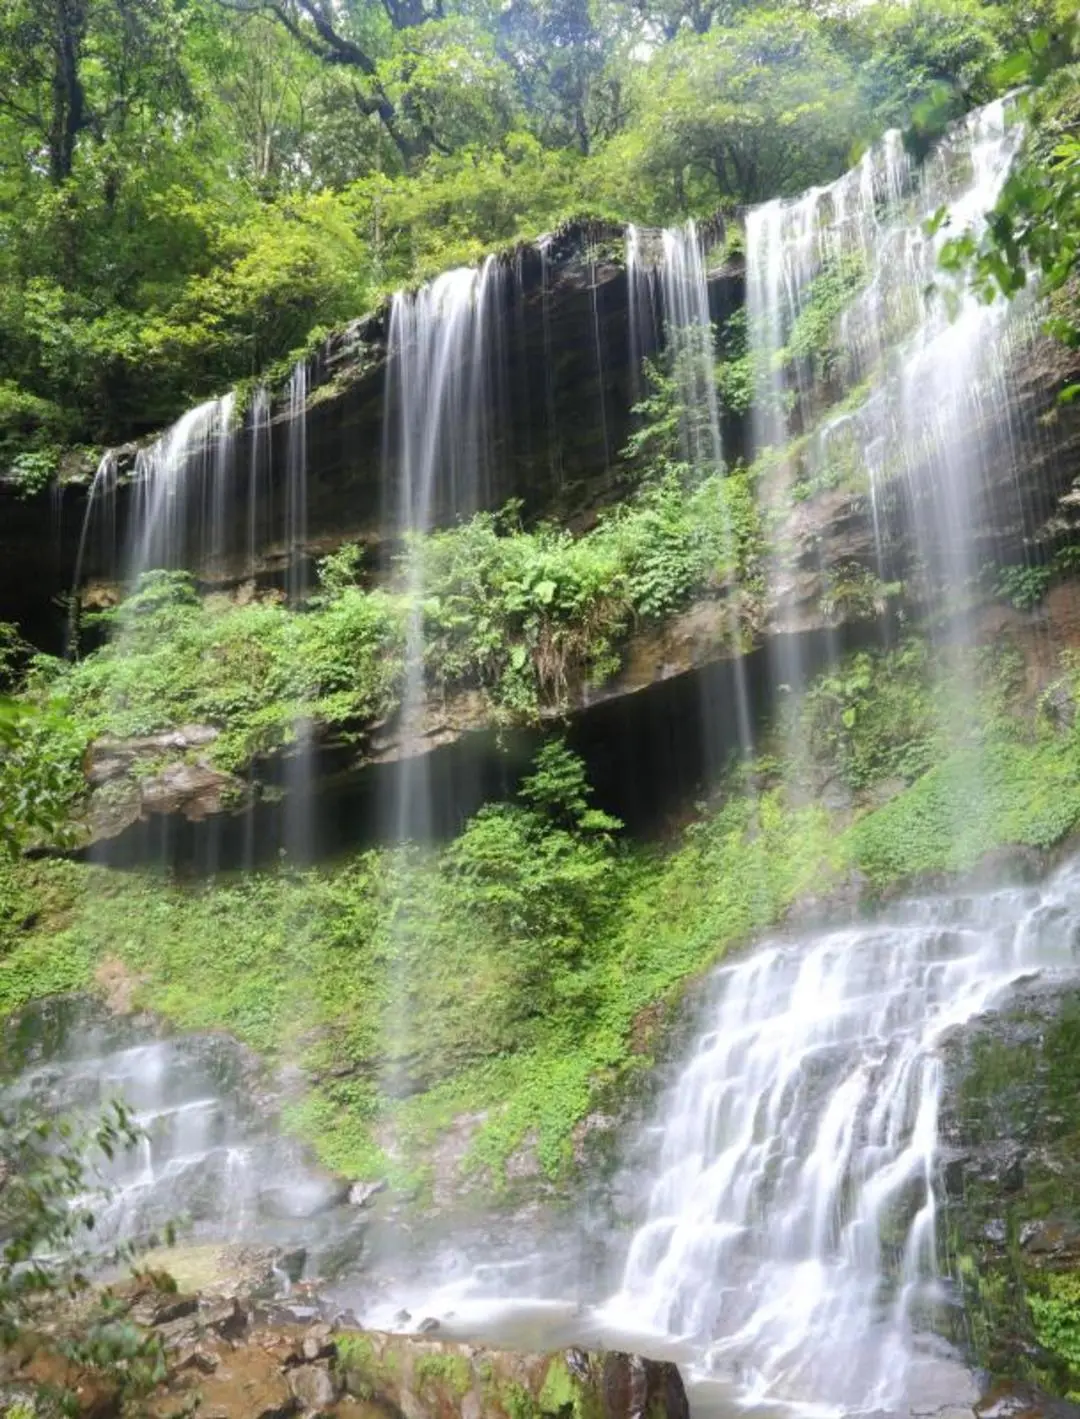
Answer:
[335,1331,689,1419]
[942,981,1080,1397]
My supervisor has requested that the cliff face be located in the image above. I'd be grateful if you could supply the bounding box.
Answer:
[0,221,743,646]
[8,216,1080,855]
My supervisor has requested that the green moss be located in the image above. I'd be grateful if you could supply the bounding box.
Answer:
[538,1355,603,1419]
[841,739,1080,884]
[502,1381,542,1419]
[414,1352,473,1399]
[335,1333,375,1369]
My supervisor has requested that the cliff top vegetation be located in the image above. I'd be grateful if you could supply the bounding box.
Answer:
[0,0,1074,474]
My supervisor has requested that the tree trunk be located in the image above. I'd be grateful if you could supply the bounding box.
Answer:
[48,0,87,183]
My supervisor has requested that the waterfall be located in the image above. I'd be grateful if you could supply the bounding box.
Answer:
[70,373,292,608]
[127,393,237,585]
[603,100,1053,1413]
[283,359,314,862]
[625,224,662,407]
[67,450,119,654]
[624,220,755,768]
[745,100,1034,615]
[246,385,272,578]
[605,862,1080,1411]
[364,101,1070,1416]
[1,1000,355,1265]
[383,261,502,844]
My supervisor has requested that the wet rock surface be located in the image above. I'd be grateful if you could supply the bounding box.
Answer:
[0,1271,693,1419]
[940,977,1080,1395]
[85,725,245,841]
[0,997,362,1278]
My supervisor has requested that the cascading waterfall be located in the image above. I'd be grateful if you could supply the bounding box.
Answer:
[67,450,119,654]
[746,100,1034,619]
[364,101,1070,1416]
[128,393,237,584]
[603,862,1080,1410]
[283,360,314,862]
[600,99,1048,1411]
[68,359,312,860]
[1,1000,357,1263]
[47,87,1080,1413]
[71,364,311,609]
[247,385,272,580]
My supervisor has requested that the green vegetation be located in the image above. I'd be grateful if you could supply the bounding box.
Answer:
[940,24,1080,352]
[0,0,1064,464]
[0,620,86,855]
[5,625,1080,1195]
[414,1352,474,1398]
[1031,1273,1080,1395]
[0,1098,171,1415]
[30,383,761,800]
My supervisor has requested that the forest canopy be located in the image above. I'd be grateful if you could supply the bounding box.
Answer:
[0,0,1073,460]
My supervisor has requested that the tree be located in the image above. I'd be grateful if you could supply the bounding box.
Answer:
[937,19,1080,345]
[848,0,1003,135]
[595,8,862,219]
[0,0,188,187]
[496,0,626,154]
[213,0,444,163]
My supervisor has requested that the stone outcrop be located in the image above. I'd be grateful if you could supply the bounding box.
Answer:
[85,725,245,841]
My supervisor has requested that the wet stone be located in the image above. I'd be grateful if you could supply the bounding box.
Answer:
[287,1360,341,1412]
[131,1292,200,1328]
[301,1324,335,1362]
[202,1297,249,1342]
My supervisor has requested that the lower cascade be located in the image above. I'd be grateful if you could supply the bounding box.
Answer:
[609,865,1080,1409]
[1,1000,361,1275]
[390,859,1080,1415]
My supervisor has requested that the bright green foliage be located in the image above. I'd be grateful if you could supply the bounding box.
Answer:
[939,39,1080,347]
[0,0,1058,462]
[52,568,406,773]
[992,558,1062,610]
[798,639,937,790]
[845,740,1080,883]
[417,465,757,715]
[43,437,760,787]
[852,0,1005,138]
[783,252,868,386]
[1030,1273,1080,1391]
[0,1098,171,1410]
[592,10,863,220]
[0,698,86,857]
[8,626,1080,1189]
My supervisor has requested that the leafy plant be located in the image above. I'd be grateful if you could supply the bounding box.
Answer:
[0,1100,170,1410]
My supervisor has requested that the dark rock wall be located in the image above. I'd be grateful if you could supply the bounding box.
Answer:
[941,974,1080,1394]
[0,224,745,653]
